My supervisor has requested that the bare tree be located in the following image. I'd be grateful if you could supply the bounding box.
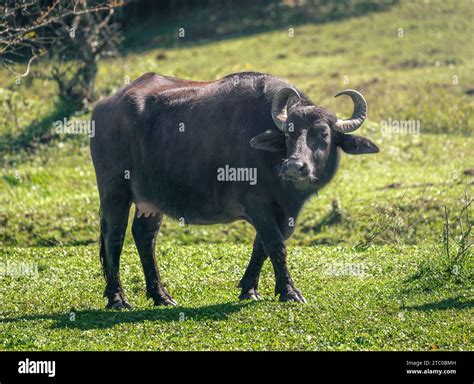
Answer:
[0,0,124,106]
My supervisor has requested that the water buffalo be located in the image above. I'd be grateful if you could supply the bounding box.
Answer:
[90,71,378,309]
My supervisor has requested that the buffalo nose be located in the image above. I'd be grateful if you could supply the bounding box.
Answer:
[281,160,309,178]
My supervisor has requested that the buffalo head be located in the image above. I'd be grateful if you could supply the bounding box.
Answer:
[250,87,379,186]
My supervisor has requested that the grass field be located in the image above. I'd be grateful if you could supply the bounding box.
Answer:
[1,244,472,350]
[0,0,473,351]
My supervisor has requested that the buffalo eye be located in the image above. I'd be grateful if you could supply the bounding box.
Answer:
[308,124,330,150]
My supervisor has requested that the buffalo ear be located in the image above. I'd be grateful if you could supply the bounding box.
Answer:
[339,135,379,155]
[250,130,286,152]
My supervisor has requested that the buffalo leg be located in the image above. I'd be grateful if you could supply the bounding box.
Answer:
[100,190,132,310]
[247,203,306,303]
[238,235,267,300]
[132,210,176,306]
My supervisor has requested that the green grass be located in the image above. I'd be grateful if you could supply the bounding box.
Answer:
[0,0,473,351]
[1,244,472,351]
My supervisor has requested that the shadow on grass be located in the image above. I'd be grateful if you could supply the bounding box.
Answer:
[403,297,473,312]
[0,99,77,163]
[0,301,256,330]
[122,0,399,54]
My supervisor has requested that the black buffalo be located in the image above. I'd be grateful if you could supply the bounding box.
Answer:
[90,71,379,309]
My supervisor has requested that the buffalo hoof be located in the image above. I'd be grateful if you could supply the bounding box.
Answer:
[106,291,132,310]
[239,288,261,301]
[279,289,307,303]
[152,294,177,307]
[106,299,133,310]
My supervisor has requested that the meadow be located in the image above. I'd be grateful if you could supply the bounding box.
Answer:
[0,0,472,350]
